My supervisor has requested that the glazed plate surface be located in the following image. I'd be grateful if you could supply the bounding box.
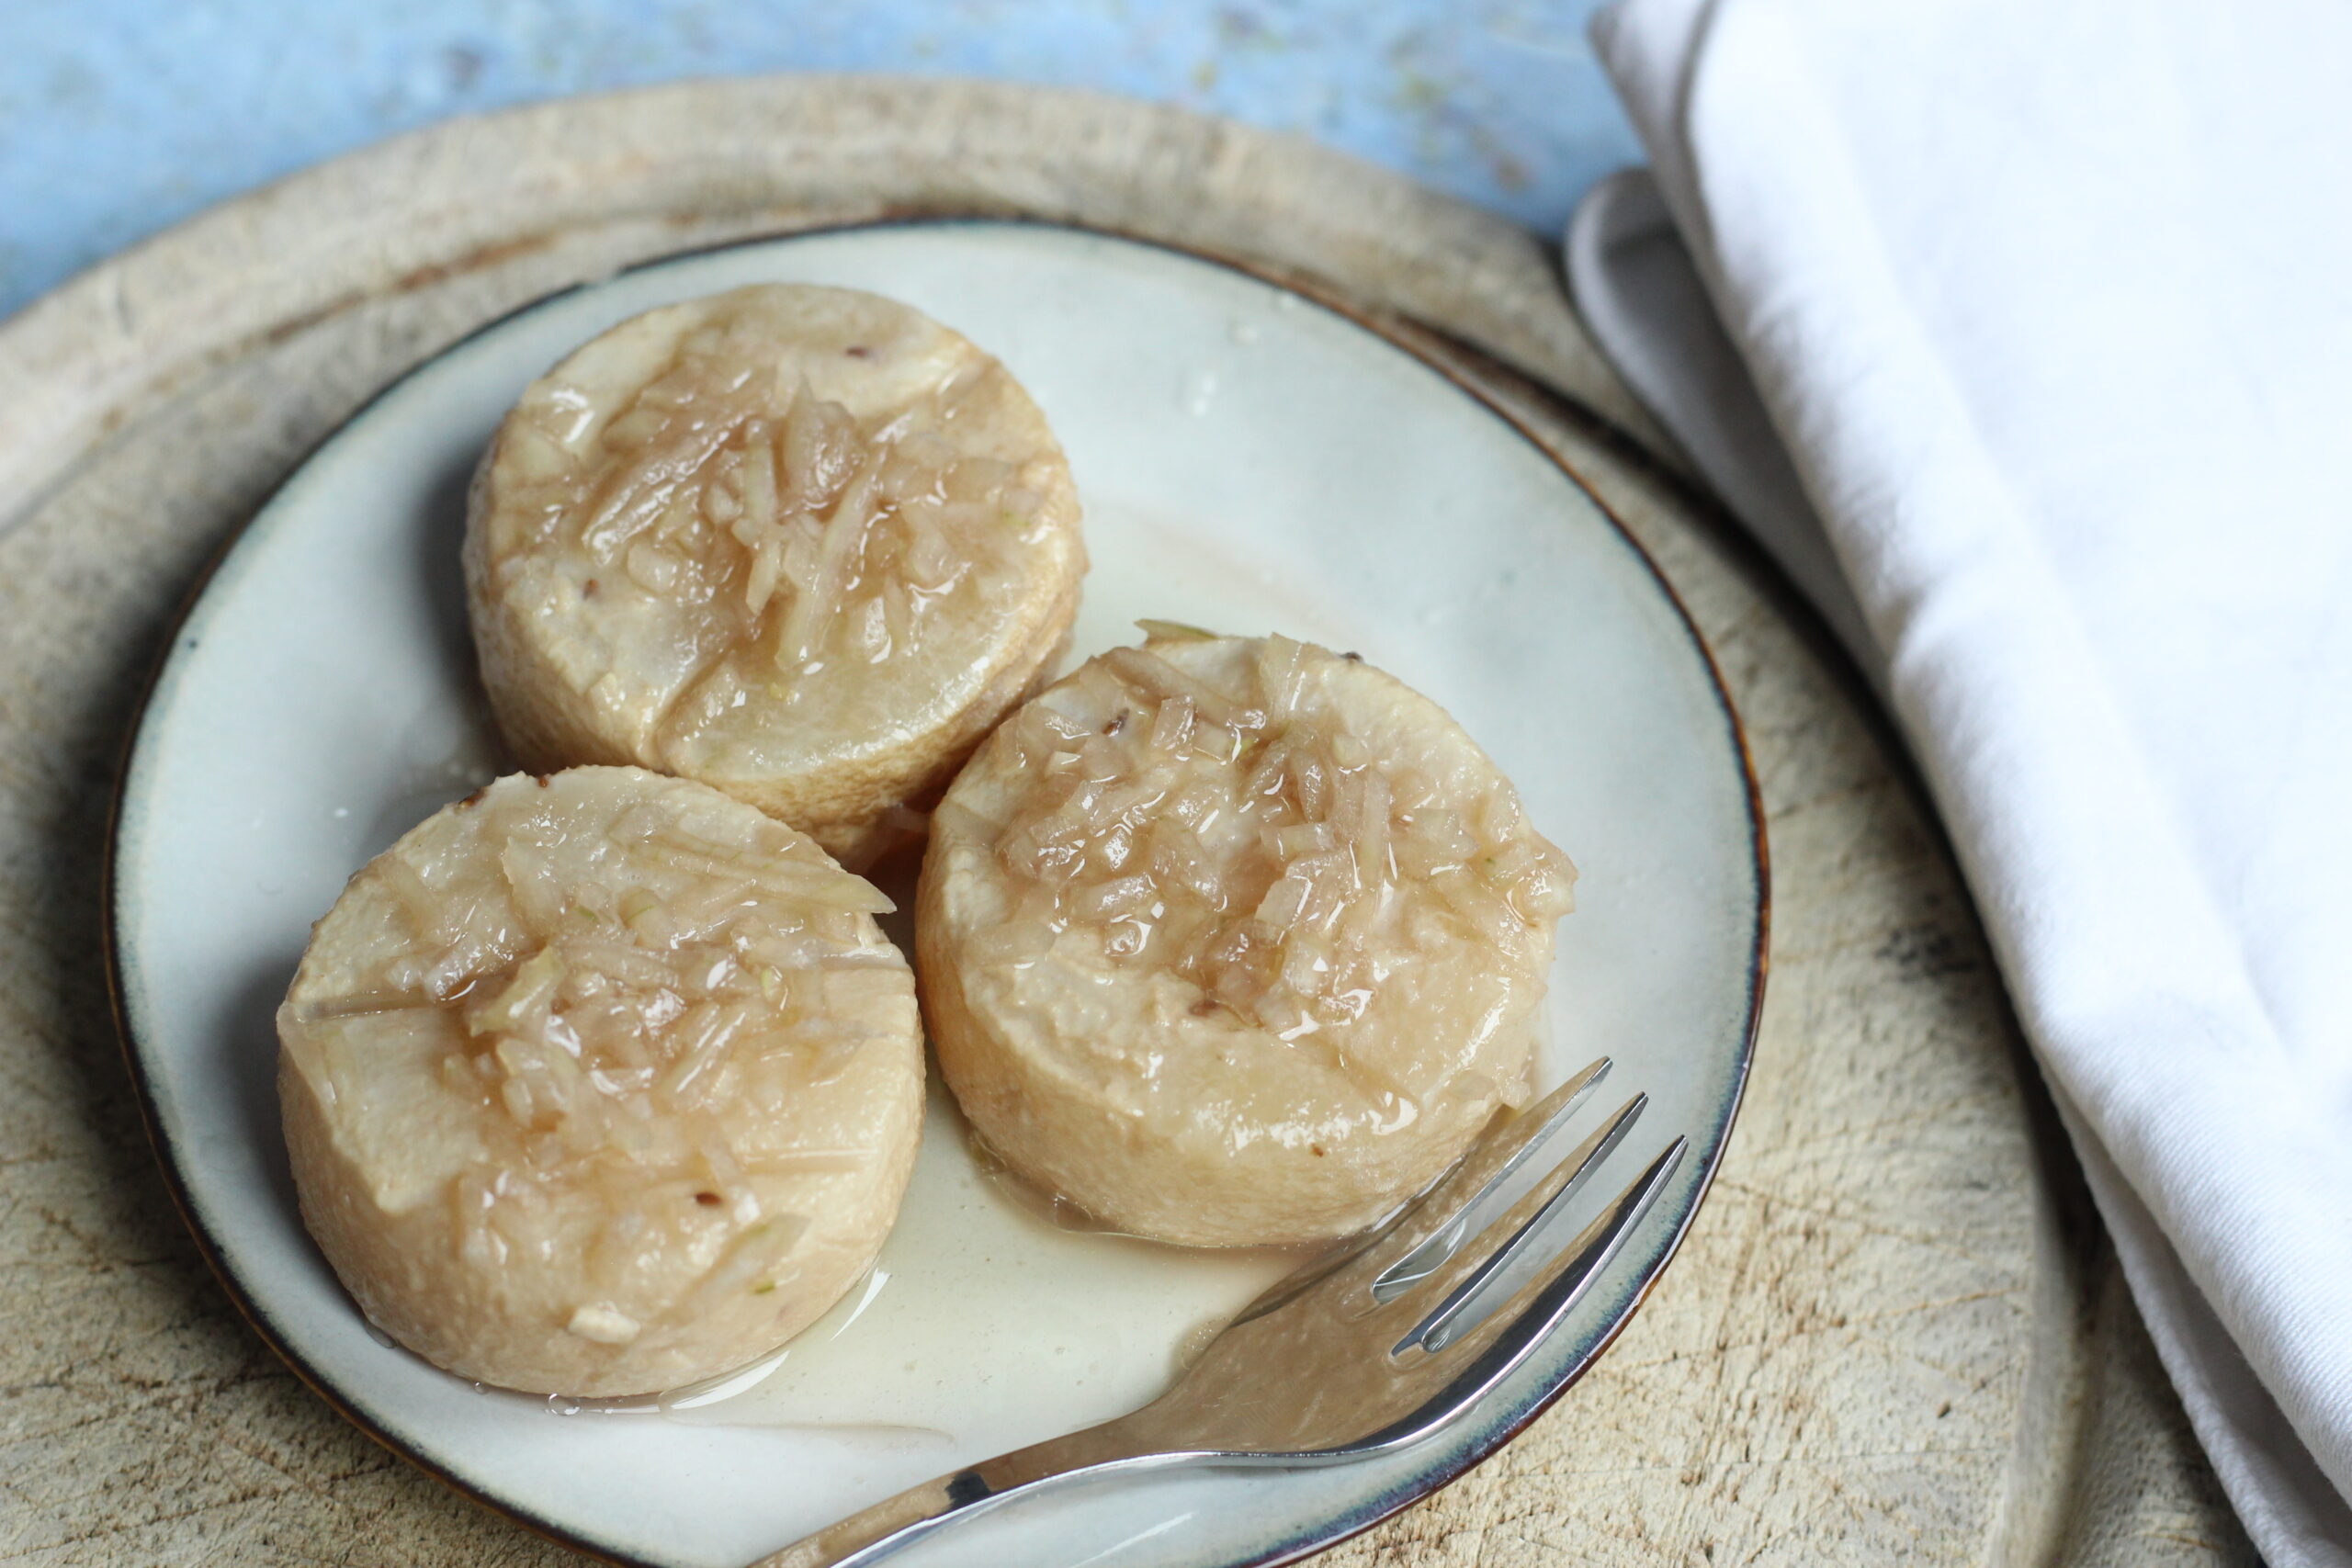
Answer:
[110,221,1763,1568]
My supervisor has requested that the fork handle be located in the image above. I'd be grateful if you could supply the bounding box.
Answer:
[746,1416,1170,1568]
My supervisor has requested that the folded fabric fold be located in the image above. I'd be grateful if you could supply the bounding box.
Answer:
[1570,2,2352,1561]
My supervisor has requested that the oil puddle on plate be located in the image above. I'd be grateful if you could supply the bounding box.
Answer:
[661,1084,1309,1450]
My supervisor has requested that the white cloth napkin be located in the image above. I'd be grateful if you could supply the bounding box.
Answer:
[1567,1,2352,1560]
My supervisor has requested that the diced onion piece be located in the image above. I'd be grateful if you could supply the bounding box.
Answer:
[1148,694,1196,754]
[1135,618,1219,643]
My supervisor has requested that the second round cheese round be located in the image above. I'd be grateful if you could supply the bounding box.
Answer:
[918,629,1576,1247]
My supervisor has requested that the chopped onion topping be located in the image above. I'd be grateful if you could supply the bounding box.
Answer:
[984,637,1577,1046]
[502,301,1045,708]
[313,781,896,1197]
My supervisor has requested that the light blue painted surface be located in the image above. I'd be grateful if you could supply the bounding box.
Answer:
[0,0,1638,323]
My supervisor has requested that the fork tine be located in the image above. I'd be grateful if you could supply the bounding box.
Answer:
[1412,1134,1686,1360]
[1386,1091,1646,1355]
[1357,1056,1611,1294]
[1227,1057,1611,1330]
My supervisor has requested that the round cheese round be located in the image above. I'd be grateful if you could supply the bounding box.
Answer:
[918,629,1575,1247]
[464,284,1086,866]
[277,766,922,1395]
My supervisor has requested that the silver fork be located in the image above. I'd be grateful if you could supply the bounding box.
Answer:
[752,1056,1685,1568]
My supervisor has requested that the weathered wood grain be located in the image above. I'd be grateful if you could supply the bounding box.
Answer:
[0,78,2251,1567]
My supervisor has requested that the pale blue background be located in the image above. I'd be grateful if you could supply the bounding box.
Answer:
[0,0,1638,323]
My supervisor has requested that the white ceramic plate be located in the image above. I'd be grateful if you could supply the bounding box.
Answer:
[109,222,1763,1568]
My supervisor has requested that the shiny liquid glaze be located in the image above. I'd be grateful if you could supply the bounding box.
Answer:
[660,1084,1317,1441]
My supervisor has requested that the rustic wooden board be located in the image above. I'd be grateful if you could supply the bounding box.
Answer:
[0,79,2254,1566]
